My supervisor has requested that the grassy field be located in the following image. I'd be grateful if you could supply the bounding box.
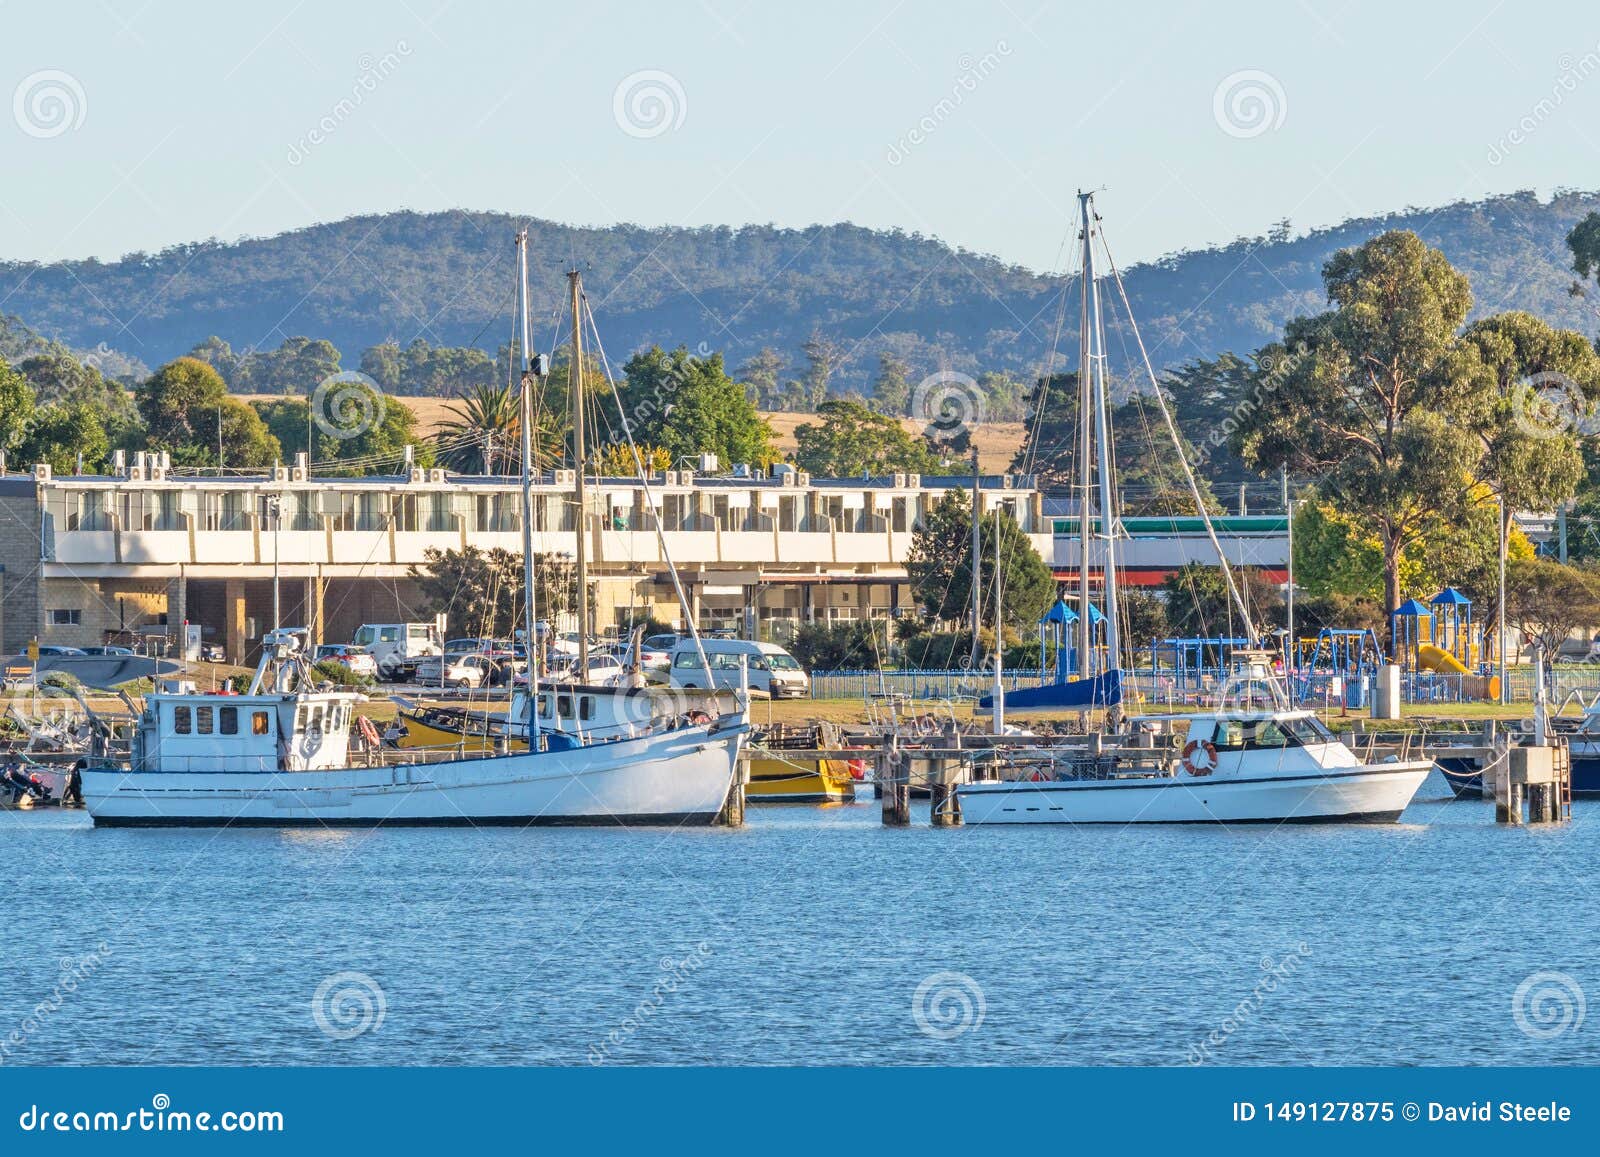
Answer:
[239,394,1031,475]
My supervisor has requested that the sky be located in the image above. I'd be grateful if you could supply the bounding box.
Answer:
[3,0,1600,273]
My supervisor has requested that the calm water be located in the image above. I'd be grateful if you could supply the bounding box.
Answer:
[3,770,1596,1066]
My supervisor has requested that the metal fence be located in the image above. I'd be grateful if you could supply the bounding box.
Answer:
[806,665,1600,708]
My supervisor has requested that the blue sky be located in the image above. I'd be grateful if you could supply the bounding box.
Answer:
[3,0,1598,271]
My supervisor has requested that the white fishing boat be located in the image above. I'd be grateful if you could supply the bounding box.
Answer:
[958,192,1432,825]
[82,630,744,826]
[83,231,748,828]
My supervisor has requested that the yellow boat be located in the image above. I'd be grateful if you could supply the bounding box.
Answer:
[747,724,859,804]
[392,703,527,752]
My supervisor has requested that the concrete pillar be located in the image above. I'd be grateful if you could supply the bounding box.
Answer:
[310,572,326,646]
[225,578,246,664]
[165,574,187,656]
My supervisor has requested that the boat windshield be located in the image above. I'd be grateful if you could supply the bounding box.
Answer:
[1212,715,1336,751]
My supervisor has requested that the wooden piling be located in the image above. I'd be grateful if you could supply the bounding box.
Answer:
[881,736,910,827]
[719,752,749,827]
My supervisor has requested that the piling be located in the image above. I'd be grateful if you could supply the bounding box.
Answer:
[719,752,749,827]
[922,756,966,828]
[881,736,910,827]
[1496,743,1570,826]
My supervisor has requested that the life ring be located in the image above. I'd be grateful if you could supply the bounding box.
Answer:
[846,757,868,781]
[1181,738,1219,777]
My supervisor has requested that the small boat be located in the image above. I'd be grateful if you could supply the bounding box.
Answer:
[746,724,859,804]
[958,700,1431,825]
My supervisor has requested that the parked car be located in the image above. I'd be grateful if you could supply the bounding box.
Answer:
[414,652,494,689]
[642,633,682,653]
[560,653,629,687]
[80,645,135,656]
[36,645,87,657]
[667,639,809,698]
[312,644,378,678]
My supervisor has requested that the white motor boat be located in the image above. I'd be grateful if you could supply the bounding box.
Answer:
[82,629,746,827]
[958,707,1431,825]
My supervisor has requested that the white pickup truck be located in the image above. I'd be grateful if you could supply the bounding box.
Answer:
[350,623,443,682]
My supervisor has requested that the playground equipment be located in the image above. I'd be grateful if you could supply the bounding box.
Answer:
[1036,597,1105,683]
[1152,637,1255,695]
[1391,589,1499,701]
[1291,628,1385,708]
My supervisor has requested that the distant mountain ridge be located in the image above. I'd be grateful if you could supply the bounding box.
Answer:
[2,190,1597,391]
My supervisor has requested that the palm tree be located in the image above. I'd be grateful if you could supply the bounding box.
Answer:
[435,382,564,474]
[436,383,519,474]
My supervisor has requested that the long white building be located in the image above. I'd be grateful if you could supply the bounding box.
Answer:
[0,451,1050,660]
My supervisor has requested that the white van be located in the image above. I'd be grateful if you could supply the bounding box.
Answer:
[667,638,809,699]
[351,622,442,681]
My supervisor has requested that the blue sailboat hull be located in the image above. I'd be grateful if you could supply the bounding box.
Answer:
[979,670,1123,711]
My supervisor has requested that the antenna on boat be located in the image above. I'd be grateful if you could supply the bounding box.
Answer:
[515,227,545,749]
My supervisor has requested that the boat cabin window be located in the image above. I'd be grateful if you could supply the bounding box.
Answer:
[1212,716,1332,751]
[196,705,214,734]
[556,694,573,717]
[220,706,238,735]
[173,705,191,734]
[580,695,595,721]
[252,711,271,736]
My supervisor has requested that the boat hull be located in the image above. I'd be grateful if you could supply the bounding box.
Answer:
[957,762,1432,825]
[83,722,745,827]
[745,755,856,804]
[1443,752,1600,799]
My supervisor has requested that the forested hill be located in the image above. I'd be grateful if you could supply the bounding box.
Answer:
[3,190,1598,391]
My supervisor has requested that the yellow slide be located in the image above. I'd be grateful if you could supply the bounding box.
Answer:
[1417,643,1499,700]
[1417,643,1469,675]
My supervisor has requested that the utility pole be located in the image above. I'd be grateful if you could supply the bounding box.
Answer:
[1498,491,1508,705]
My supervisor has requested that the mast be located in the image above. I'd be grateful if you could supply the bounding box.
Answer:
[568,270,591,675]
[515,229,542,746]
[1075,193,1094,679]
[969,451,982,669]
[991,505,1005,734]
[1085,193,1122,711]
